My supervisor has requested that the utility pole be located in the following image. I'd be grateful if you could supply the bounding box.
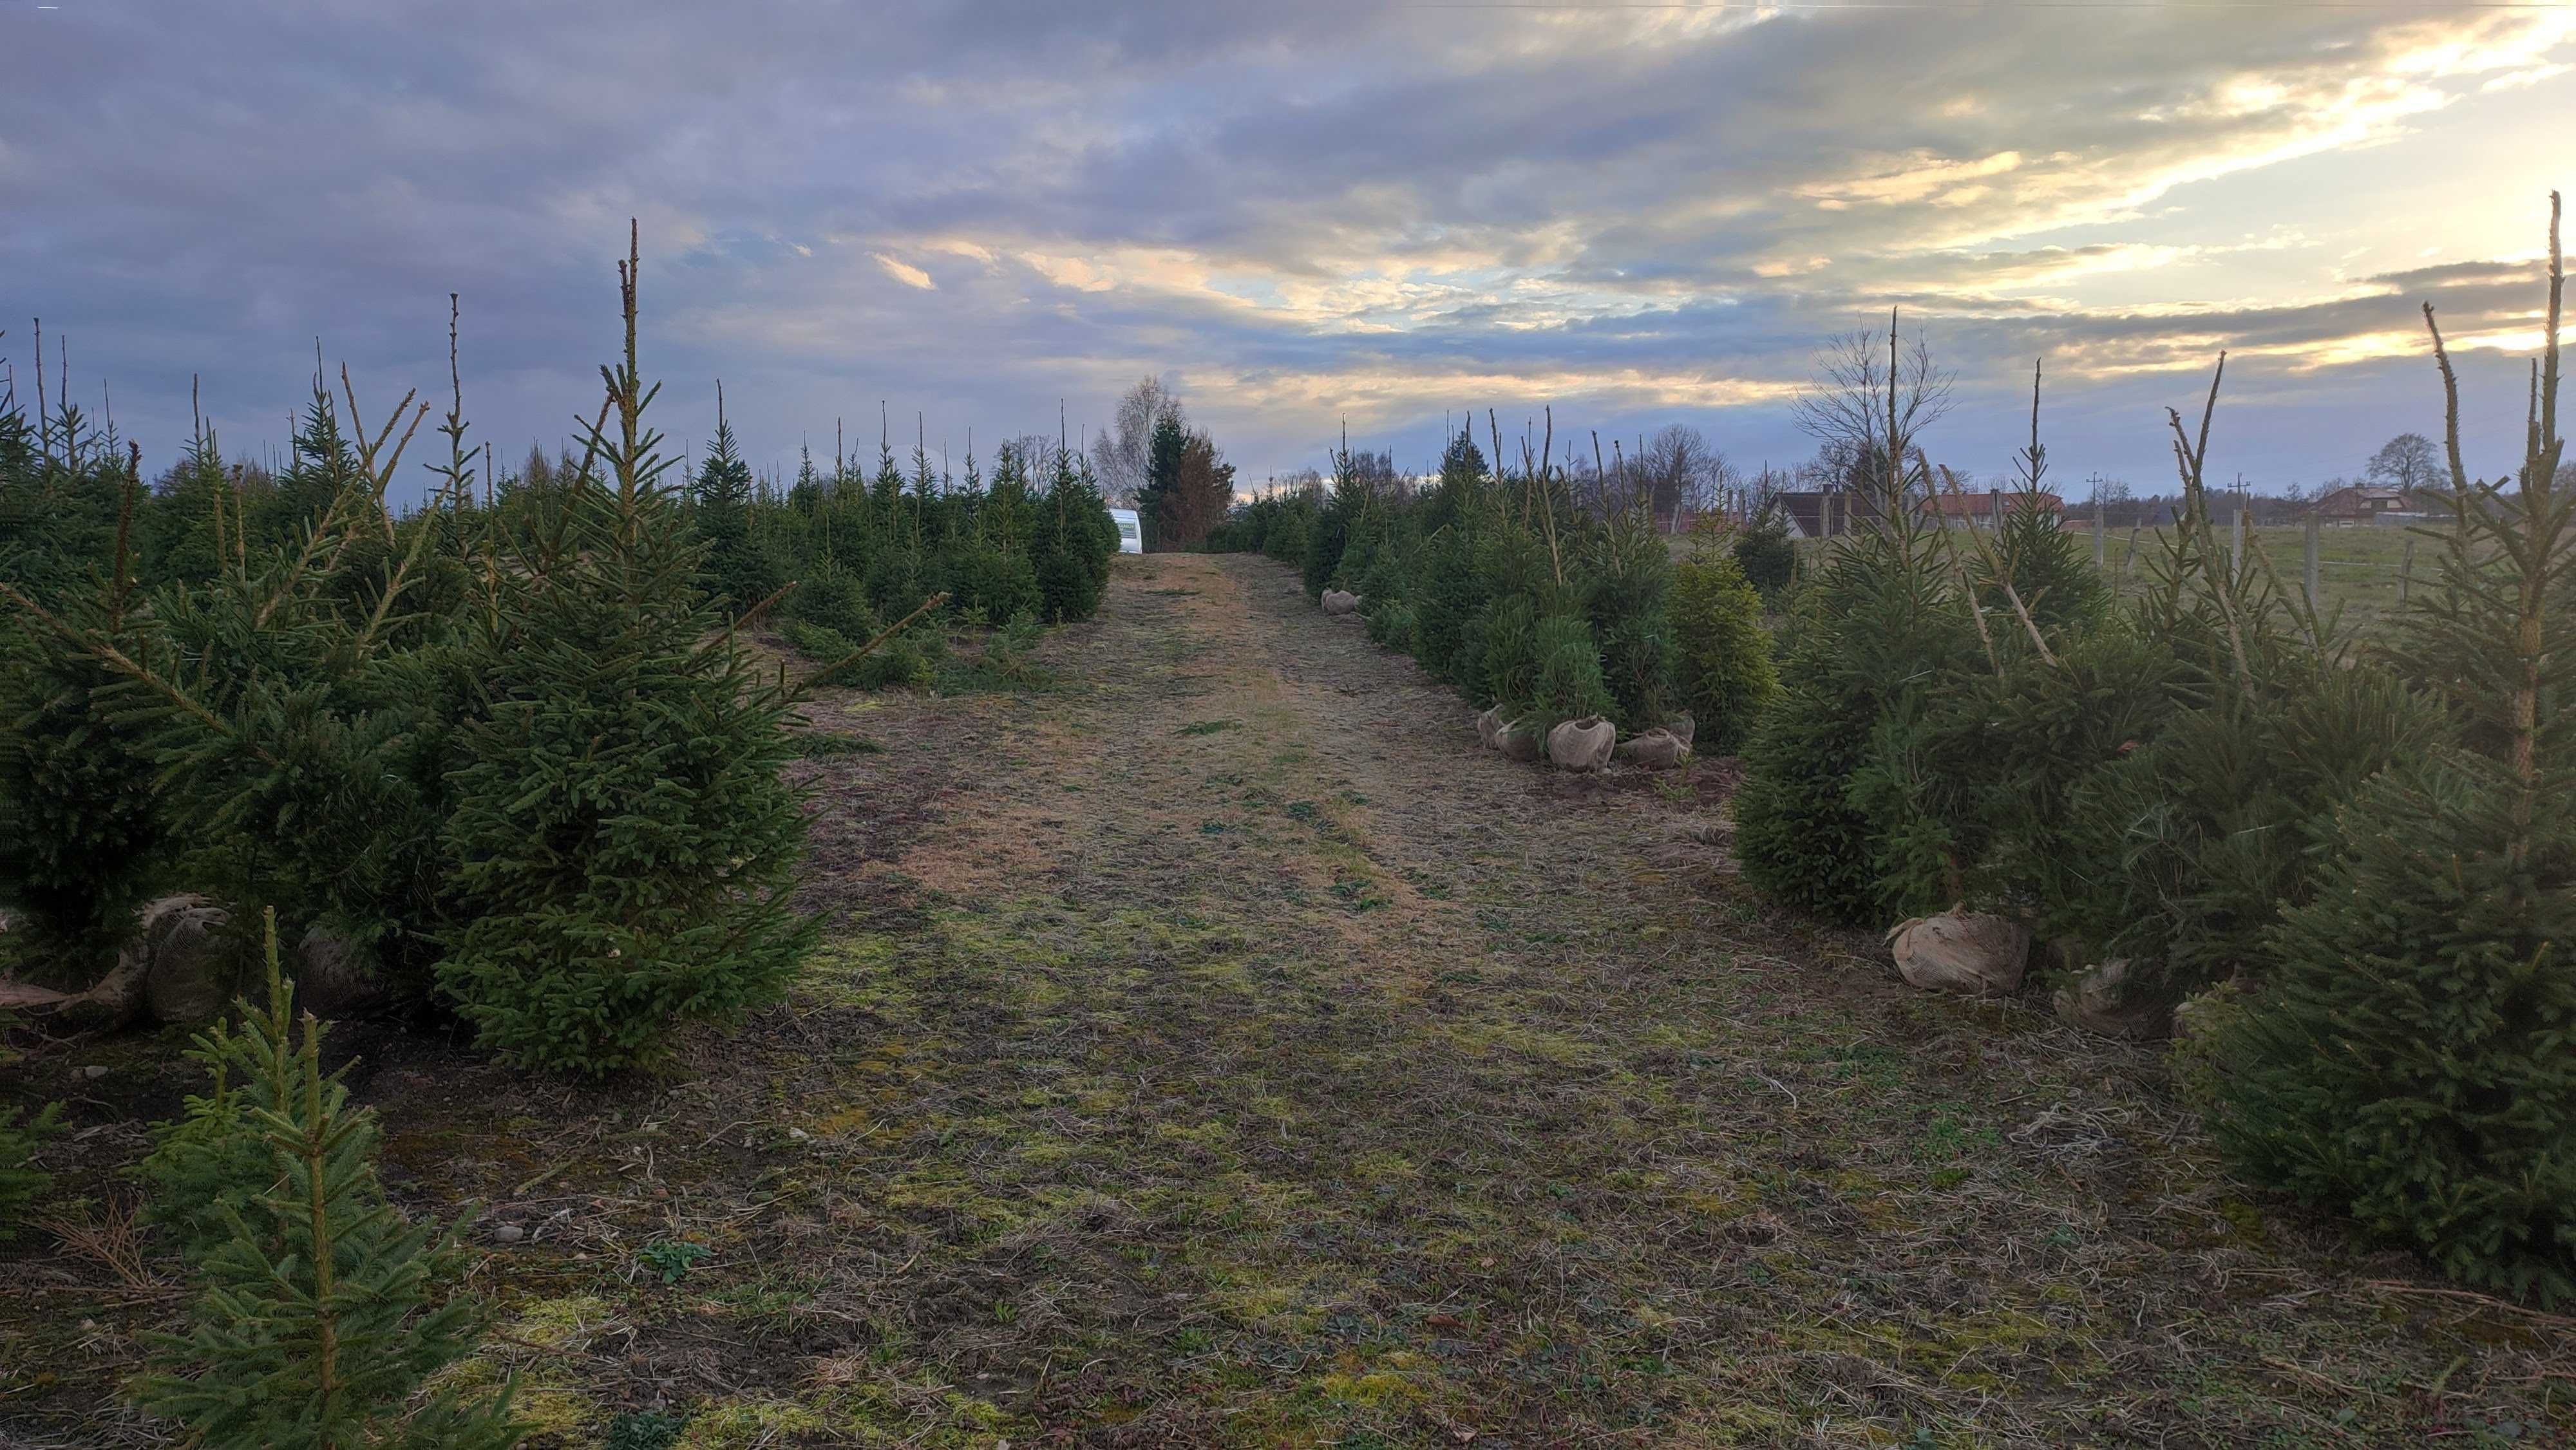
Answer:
[2089,471,2106,567]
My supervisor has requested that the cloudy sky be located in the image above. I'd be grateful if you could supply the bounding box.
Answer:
[5,1,2570,502]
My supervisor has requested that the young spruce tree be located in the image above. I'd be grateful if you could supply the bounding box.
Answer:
[2203,196,2576,1304]
[689,382,779,614]
[1032,437,1112,623]
[1736,314,1978,923]
[0,441,171,979]
[436,226,817,1073]
[133,910,522,1449]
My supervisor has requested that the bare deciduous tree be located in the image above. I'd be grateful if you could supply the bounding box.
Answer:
[1006,433,1061,475]
[1790,310,1955,512]
[2364,431,2441,494]
[1274,465,1324,502]
[1091,375,1181,507]
[1640,422,1732,529]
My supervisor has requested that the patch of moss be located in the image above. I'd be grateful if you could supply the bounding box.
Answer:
[1317,1367,1424,1408]
[672,1398,829,1449]
[428,1294,616,1443]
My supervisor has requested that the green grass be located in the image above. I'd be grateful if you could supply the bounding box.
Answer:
[1735,519,2450,639]
[793,731,885,757]
[2081,520,2437,637]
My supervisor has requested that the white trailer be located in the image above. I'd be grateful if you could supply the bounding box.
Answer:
[1108,507,1145,554]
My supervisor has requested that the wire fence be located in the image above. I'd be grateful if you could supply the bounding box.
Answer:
[2076,513,2438,636]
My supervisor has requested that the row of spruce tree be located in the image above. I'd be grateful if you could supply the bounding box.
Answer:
[1733,205,2572,1306]
[0,231,1118,1077]
[1208,421,1791,755]
[692,392,1121,689]
[1202,202,2570,1307]
[0,230,1122,1447]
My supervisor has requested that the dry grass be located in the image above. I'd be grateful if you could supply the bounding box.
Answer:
[3,552,2568,1447]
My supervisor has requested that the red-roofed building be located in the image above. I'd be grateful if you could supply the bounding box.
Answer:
[2312,485,2425,522]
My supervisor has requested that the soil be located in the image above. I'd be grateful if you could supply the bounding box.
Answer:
[3,552,2569,1448]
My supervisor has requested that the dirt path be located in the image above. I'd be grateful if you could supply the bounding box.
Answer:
[760,553,2568,1446]
[5,553,2566,1449]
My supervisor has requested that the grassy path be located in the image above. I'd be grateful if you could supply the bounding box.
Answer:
[4,553,2566,1448]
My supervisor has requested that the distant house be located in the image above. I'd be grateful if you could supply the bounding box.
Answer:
[1922,490,2065,527]
[1771,489,1882,538]
[1770,487,2072,536]
[2312,484,2423,522]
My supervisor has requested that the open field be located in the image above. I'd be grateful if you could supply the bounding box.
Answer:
[5,553,2568,1448]
[2083,522,2432,638]
[1752,521,2441,639]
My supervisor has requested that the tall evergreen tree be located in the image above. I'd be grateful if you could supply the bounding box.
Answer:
[137,411,233,589]
[1137,411,1187,552]
[254,375,359,553]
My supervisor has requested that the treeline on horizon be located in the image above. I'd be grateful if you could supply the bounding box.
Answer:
[1224,420,2533,531]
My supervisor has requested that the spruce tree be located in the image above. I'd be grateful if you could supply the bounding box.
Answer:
[1300,442,1358,601]
[133,910,523,1449]
[983,441,1034,558]
[1583,507,1678,731]
[2202,198,2575,1304]
[907,420,943,552]
[435,226,816,1073]
[1738,315,1987,923]
[1736,457,1976,923]
[1475,595,1542,715]
[787,445,825,516]
[0,446,171,977]
[1406,429,1494,684]
[1524,613,1616,737]
[1166,430,1236,550]
[1668,552,1777,754]
[4,330,477,995]
[870,418,905,533]
[1730,507,1796,606]
[1032,440,1111,624]
[1975,355,2439,1001]
[0,374,124,599]
[688,384,779,614]
[252,377,360,556]
[1138,410,1187,551]
[137,416,233,589]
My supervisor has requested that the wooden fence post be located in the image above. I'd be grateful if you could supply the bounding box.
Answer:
[2318,513,2339,610]
[2400,536,2416,606]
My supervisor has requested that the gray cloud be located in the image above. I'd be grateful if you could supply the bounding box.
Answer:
[2,0,2568,498]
